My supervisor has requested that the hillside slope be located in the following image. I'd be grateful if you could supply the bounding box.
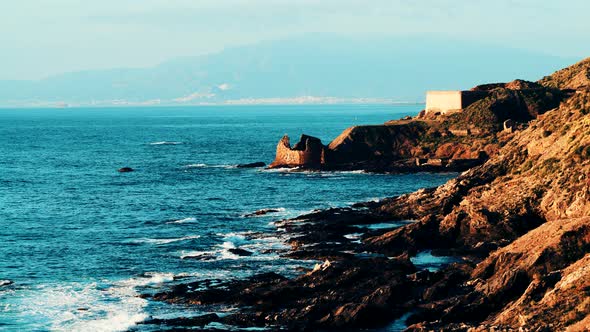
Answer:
[539,57,590,89]
[269,79,566,172]
[364,59,590,330]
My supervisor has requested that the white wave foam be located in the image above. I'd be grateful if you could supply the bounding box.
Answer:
[118,272,174,287]
[9,272,181,331]
[180,250,215,260]
[167,217,196,224]
[344,233,364,240]
[269,208,320,224]
[68,312,147,332]
[134,235,201,245]
[0,279,13,287]
[179,231,288,262]
[179,249,240,261]
[219,232,252,246]
[243,235,290,251]
[184,163,207,168]
[262,168,366,175]
[12,281,149,332]
[219,250,240,260]
[259,167,302,173]
[221,241,236,249]
[184,164,236,169]
[149,141,183,145]
[342,170,366,174]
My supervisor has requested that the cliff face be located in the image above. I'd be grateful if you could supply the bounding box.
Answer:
[363,65,590,329]
[325,123,427,164]
[367,90,590,247]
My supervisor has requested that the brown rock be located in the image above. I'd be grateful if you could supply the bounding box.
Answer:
[236,161,266,168]
[244,208,280,217]
[539,57,590,90]
[228,248,253,256]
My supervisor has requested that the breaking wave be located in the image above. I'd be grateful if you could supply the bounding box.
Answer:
[167,217,197,224]
[149,141,183,145]
[183,164,236,169]
[133,235,201,245]
[9,273,174,332]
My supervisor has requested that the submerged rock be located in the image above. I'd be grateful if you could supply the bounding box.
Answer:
[181,253,216,261]
[142,313,220,327]
[236,161,266,168]
[244,208,281,217]
[117,167,134,173]
[0,280,13,287]
[228,248,253,256]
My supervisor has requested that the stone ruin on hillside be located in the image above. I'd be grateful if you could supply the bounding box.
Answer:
[425,90,488,115]
[269,134,325,168]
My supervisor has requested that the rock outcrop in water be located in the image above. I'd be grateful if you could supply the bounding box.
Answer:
[236,161,266,168]
[146,58,590,331]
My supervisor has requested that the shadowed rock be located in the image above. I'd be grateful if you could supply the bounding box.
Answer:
[228,248,253,256]
[236,161,266,168]
[244,208,281,217]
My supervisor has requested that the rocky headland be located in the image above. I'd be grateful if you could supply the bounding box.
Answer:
[269,78,567,173]
[142,58,590,331]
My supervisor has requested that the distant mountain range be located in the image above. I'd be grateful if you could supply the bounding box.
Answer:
[0,35,578,107]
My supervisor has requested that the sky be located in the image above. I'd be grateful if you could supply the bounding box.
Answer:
[1,0,589,80]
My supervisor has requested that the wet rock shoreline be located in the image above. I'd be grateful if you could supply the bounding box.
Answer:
[139,59,590,331]
[140,202,484,331]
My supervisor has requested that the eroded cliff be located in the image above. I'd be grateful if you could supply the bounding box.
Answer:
[363,63,590,330]
[269,79,565,172]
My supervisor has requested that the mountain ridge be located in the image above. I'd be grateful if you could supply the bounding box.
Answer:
[0,35,578,107]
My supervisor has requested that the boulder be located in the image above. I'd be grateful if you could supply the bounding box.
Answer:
[244,208,280,217]
[236,162,266,168]
[228,248,254,256]
[142,313,220,327]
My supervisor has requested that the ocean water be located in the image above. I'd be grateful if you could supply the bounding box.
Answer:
[0,105,455,331]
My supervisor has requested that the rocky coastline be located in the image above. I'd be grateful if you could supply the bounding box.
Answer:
[268,79,566,174]
[141,58,590,331]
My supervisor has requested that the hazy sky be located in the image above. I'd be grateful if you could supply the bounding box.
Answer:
[1,0,589,80]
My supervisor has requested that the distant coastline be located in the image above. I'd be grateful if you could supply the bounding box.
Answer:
[0,97,425,109]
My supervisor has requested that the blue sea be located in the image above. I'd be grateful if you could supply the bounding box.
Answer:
[0,105,455,331]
